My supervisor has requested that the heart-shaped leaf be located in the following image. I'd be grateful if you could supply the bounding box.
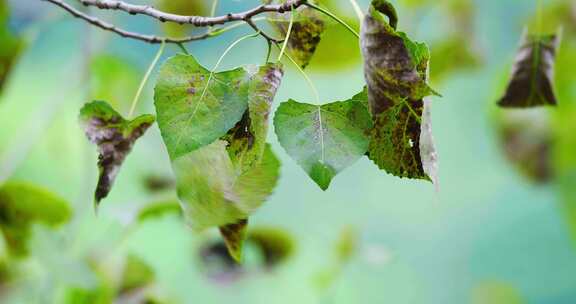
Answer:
[274,90,372,190]
[0,182,71,256]
[361,0,438,182]
[80,101,155,207]
[154,54,255,159]
[498,30,561,108]
[264,1,326,68]
[172,141,280,231]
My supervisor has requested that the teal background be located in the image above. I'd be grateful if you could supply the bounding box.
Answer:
[0,0,575,303]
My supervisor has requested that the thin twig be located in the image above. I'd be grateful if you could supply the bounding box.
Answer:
[41,0,214,44]
[77,0,307,26]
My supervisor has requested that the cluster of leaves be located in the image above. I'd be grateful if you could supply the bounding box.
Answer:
[77,0,438,261]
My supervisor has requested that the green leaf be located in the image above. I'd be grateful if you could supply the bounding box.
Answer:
[498,30,561,108]
[0,182,71,256]
[172,141,280,230]
[223,63,284,173]
[154,54,254,159]
[137,200,182,222]
[80,101,155,207]
[120,254,155,294]
[274,90,372,190]
[265,1,327,68]
[247,226,295,268]
[156,0,208,37]
[219,219,248,263]
[361,0,438,182]
[0,0,23,95]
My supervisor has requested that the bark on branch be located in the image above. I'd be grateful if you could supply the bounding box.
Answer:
[41,0,308,44]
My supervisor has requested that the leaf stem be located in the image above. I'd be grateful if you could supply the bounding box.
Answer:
[536,0,543,35]
[276,43,320,104]
[347,0,364,22]
[306,3,359,39]
[199,31,261,102]
[277,5,295,62]
[128,40,166,118]
[176,42,189,54]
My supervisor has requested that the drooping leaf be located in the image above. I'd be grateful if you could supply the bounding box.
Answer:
[0,0,23,95]
[80,101,155,207]
[274,90,372,190]
[0,182,71,256]
[154,54,254,159]
[172,141,280,231]
[264,0,327,68]
[494,108,552,184]
[90,55,141,113]
[223,63,284,173]
[361,0,437,181]
[120,254,155,294]
[498,30,561,108]
[219,219,248,263]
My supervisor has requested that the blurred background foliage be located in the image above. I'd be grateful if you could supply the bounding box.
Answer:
[0,0,576,303]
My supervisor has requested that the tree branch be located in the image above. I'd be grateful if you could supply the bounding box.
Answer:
[77,0,307,26]
[42,0,308,44]
[41,0,214,43]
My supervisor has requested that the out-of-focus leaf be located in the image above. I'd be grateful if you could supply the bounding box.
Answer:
[63,287,113,304]
[498,30,560,108]
[120,254,155,294]
[265,1,326,68]
[219,219,248,263]
[137,200,182,222]
[361,0,437,182]
[80,101,155,207]
[223,63,284,173]
[495,108,552,184]
[154,54,254,160]
[0,182,70,256]
[308,16,361,71]
[0,0,23,95]
[471,281,525,304]
[274,90,372,190]
[335,226,357,264]
[143,175,175,193]
[90,55,141,113]
[172,141,280,231]
[430,35,481,82]
[247,226,294,268]
[155,0,208,37]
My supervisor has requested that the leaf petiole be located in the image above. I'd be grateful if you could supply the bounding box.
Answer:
[128,40,166,118]
[305,3,359,39]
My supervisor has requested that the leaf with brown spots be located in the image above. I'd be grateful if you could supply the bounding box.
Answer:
[274,89,372,190]
[498,30,561,108]
[361,0,438,182]
[223,63,284,173]
[264,0,326,68]
[219,219,248,263]
[154,54,255,160]
[80,101,155,207]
